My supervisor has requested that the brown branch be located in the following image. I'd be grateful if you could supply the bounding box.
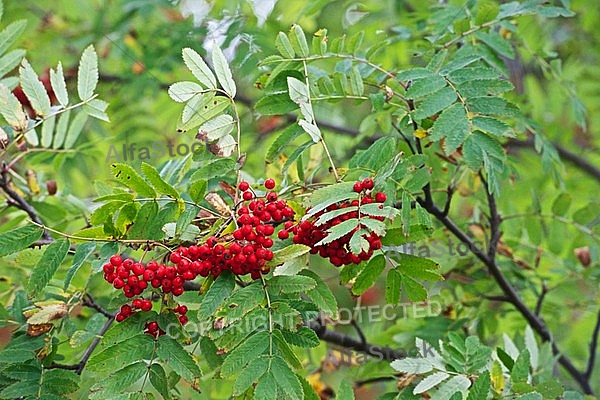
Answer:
[585,309,600,380]
[0,169,52,241]
[306,320,405,362]
[82,293,114,319]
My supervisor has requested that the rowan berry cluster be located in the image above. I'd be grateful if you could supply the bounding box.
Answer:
[103,254,191,335]
[290,178,386,267]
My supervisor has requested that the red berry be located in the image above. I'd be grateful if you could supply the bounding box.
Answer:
[169,252,182,264]
[103,263,114,274]
[143,270,155,281]
[113,278,125,289]
[243,191,253,200]
[122,259,134,269]
[264,178,275,190]
[278,230,289,239]
[353,182,363,192]
[238,181,250,191]
[362,178,374,190]
[178,305,188,315]
[110,255,123,266]
[115,313,126,322]
[266,192,278,202]
[132,263,145,276]
[172,286,184,296]
[179,315,189,325]
[141,300,152,311]
[132,299,143,308]
[375,192,387,203]
[146,321,159,332]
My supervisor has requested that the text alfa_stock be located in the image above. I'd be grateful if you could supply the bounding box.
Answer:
[105,140,205,163]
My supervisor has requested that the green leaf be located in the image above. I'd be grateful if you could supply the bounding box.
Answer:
[276,32,295,58]
[430,103,470,154]
[197,271,235,320]
[141,162,180,199]
[255,92,298,116]
[41,369,80,395]
[271,356,303,399]
[50,62,68,107]
[281,326,320,348]
[336,381,355,400]
[290,24,309,57]
[511,349,530,383]
[414,371,450,394]
[385,268,402,304]
[466,372,491,400]
[63,241,96,290]
[266,124,304,163]
[157,335,202,381]
[472,115,511,136]
[91,362,147,395]
[198,114,235,141]
[267,244,311,267]
[0,225,43,258]
[215,282,264,326]
[19,58,51,116]
[149,364,171,400]
[396,255,442,281]
[178,94,230,132]
[199,336,224,370]
[352,254,385,295]
[433,375,471,399]
[268,275,316,295]
[220,330,270,376]
[438,55,482,75]
[302,270,338,316]
[304,181,356,215]
[189,158,236,181]
[475,3,499,25]
[391,357,434,374]
[406,75,447,99]
[188,179,207,204]
[255,372,278,399]
[401,274,428,302]
[83,98,109,121]
[77,45,98,101]
[88,333,154,372]
[462,131,505,171]
[349,136,397,171]
[397,68,436,81]
[456,78,513,98]
[212,44,236,97]
[272,329,303,368]
[381,225,433,246]
[467,96,519,117]
[168,81,204,102]
[182,47,216,89]
[127,201,164,240]
[232,355,270,395]
[476,31,515,59]
[27,239,70,296]
[0,19,26,56]
[32,123,50,147]
[514,394,542,400]
[316,218,359,246]
[52,108,70,149]
[551,193,571,217]
[63,111,88,148]
[0,82,27,129]
[110,162,157,198]
[535,379,563,399]
[413,86,457,121]
[349,66,364,96]
[298,119,321,142]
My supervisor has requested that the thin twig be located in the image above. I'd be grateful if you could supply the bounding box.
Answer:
[585,309,600,379]
[0,170,52,241]
[350,319,367,347]
[76,315,115,374]
[534,283,548,316]
[82,294,114,319]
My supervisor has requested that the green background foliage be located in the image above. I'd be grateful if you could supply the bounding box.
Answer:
[0,0,599,399]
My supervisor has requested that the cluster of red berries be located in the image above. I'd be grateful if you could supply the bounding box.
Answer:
[291,178,386,267]
[103,254,195,298]
[103,254,192,335]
